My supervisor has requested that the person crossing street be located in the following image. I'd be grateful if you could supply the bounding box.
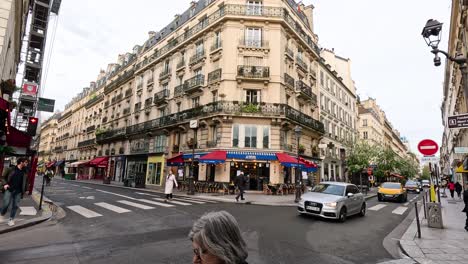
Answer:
[235,171,247,202]
[164,169,178,202]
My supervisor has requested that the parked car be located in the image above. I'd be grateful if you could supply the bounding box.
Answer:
[378,182,407,202]
[297,182,366,222]
[404,181,421,194]
[422,180,430,188]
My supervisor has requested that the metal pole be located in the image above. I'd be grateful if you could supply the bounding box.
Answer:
[422,191,427,219]
[187,128,197,195]
[38,174,45,210]
[435,164,441,204]
[295,135,301,203]
[415,202,421,238]
[359,173,363,193]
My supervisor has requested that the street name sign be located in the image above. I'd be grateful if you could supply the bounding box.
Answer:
[448,113,468,128]
[420,156,439,163]
[454,147,468,154]
[417,139,439,156]
[37,97,55,112]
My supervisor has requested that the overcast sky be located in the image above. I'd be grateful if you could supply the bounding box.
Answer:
[41,0,451,153]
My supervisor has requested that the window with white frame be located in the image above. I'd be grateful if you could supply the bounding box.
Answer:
[192,97,200,108]
[320,94,325,110]
[245,27,262,47]
[212,90,218,103]
[320,71,324,86]
[196,41,204,55]
[233,124,239,147]
[246,0,262,15]
[244,126,257,148]
[363,131,368,139]
[245,89,260,104]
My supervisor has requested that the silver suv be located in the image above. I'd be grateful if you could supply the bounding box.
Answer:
[297,182,366,222]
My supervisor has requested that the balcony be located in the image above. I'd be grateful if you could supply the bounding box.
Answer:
[284,105,324,133]
[174,84,185,97]
[154,89,170,105]
[77,139,95,148]
[296,80,317,104]
[237,65,270,81]
[210,40,222,52]
[206,140,218,148]
[153,145,166,153]
[85,94,104,109]
[295,56,308,73]
[285,47,294,60]
[184,74,205,93]
[96,127,126,144]
[284,73,295,89]
[159,68,171,81]
[239,38,269,50]
[86,125,95,133]
[207,69,222,85]
[54,146,63,153]
[189,51,206,66]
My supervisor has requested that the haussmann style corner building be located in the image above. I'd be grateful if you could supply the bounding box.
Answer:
[42,0,336,191]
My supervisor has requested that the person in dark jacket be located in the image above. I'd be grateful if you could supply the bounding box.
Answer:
[464,184,468,232]
[0,158,29,226]
[455,182,462,199]
[234,172,246,202]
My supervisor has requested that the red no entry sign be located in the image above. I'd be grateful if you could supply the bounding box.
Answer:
[417,139,439,156]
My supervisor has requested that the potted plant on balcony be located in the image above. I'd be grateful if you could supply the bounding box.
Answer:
[298,144,305,154]
[241,103,259,113]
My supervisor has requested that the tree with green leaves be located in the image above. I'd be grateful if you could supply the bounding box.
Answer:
[347,141,378,175]
[373,146,401,180]
[421,165,431,180]
[397,156,419,180]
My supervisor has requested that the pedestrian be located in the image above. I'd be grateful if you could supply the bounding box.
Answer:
[0,158,29,226]
[463,183,468,232]
[455,182,462,199]
[45,169,53,186]
[164,169,178,202]
[235,171,246,202]
[189,211,248,264]
[448,181,455,199]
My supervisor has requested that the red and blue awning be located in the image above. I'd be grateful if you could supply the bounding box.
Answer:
[227,151,277,161]
[276,153,306,168]
[199,151,227,164]
[167,154,184,166]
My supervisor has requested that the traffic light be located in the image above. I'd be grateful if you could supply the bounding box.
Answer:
[27,117,38,136]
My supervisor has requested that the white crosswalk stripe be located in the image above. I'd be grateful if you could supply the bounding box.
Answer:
[19,206,37,216]
[137,199,175,208]
[67,205,102,218]
[152,198,192,206]
[172,198,205,204]
[135,191,212,204]
[177,197,218,203]
[82,186,93,189]
[117,200,154,210]
[369,204,387,211]
[392,206,408,215]
[95,202,131,213]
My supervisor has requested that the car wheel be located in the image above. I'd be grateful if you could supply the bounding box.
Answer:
[339,207,347,222]
[404,195,408,202]
[378,194,383,202]
[359,203,366,217]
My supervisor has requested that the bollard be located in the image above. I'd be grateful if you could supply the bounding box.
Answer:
[422,192,427,219]
[415,202,421,238]
[39,175,45,211]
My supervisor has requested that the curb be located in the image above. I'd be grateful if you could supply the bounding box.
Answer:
[61,179,378,207]
[0,189,54,235]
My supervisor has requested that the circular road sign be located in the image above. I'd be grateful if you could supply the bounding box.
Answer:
[417,139,439,156]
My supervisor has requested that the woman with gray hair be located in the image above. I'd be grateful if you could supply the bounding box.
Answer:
[189,211,248,264]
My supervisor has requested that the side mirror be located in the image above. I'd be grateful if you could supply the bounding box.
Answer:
[347,193,354,198]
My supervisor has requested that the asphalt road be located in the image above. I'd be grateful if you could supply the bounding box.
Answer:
[0,178,421,264]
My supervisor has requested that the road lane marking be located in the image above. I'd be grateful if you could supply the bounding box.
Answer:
[404,202,409,206]
[369,204,387,211]
[137,199,175,207]
[95,202,131,213]
[82,186,93,189]
[97,189,136,200]
[152,198,192,205]
[117,200,154,210]
[175,197,218,203]
[70,184,79,187]
[172,198,205,204]
[135,192,215,203]
[67,205,102,218]
[392,206,408,215]
[19,206,37,216]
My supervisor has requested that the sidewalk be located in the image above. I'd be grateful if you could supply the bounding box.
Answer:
[0,189,53,234]
[67,179,378,206]
[399,196,468,264]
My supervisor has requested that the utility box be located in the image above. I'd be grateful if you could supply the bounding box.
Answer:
[427,202,443,228]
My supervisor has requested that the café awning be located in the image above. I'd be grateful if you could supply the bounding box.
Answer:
[199,151,227,164]
[68,160,89,168]
[276,153,306,168]
[87,156,109,167]
[167,154,184,166]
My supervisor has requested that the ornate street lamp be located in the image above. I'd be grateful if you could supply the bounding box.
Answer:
[422,19,468,108]
[294,125,303,203]
[188,119,199,195]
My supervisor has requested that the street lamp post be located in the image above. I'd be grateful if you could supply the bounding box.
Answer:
[188,120,199,195]
[294,125,302,203]
[422,19,468,109]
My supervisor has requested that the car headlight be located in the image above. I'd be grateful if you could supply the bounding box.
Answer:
[324,202,337,208]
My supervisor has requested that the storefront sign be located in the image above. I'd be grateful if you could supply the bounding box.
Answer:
[22,82,38,96]
[454,147,468,154]
[227,151,276,161]
[37,97,55,112]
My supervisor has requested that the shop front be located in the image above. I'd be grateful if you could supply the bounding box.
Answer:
[108,155,126,182]
[146,155,165,186]
[126,155,147,188]
[86,156,109,180]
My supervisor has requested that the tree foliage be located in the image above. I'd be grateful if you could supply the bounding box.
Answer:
[421,165,431,180]
[347,141,377,175]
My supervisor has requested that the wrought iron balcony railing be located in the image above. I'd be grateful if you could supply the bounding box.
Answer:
[77,139,95,148]
[184,74,205,92]
[285,47,294,59]
[237,65,270,79]
[159,68,171,80]
[125,88,133,97]
[189,51,206,65]
[174,84,185,97]
[239,38,269,49]
[284,73,295,89]
[86,125,95,133]
[296,56,308,72]
[154,89,170,104]
[296,80,317,104]
[207,69,222,84]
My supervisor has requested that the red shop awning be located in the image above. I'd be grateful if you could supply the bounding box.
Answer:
[167,154,184,166]
[199,151,227,164]
[7,126,31,149]
[276,153,306,168]
[87,156,109,167]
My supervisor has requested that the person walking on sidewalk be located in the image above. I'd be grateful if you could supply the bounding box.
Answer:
[463,184,468,232]
[455,182,462,199]
[448,181,455,199]
[164,169,178,202]
[235,171,246,202]
[0,158,29,226]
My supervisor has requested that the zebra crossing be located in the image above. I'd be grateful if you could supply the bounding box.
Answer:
[368,204,409,215]
[64,191,219,219]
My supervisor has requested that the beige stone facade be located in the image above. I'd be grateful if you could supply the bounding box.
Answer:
[440,0,468,182]
[38,112,60,162]
[45,0,327,188]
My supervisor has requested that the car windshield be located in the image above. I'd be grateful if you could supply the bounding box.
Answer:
[405,182,418,187]
[311,184,345,196]
[382,183,401,189]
